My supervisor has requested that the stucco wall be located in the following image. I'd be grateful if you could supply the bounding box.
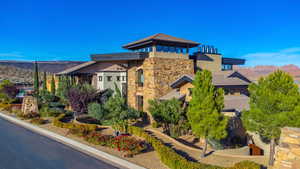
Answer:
[96,71,127,95]
[196,53,222,72]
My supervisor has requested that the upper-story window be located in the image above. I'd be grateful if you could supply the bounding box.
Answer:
[156,45,187,54]
[122,76,126,81]
[98,76,102,81]
[116,76,121,81]
[107,76,112,81]
[134,46,153,53]
[222,64,233,71]
[137,69,144,87]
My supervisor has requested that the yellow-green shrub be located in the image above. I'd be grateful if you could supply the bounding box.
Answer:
[0,103,12,112]
[52,114,97,131]
[125,126,262,169]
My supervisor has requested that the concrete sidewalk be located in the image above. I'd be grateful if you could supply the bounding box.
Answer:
[0,112,146,169]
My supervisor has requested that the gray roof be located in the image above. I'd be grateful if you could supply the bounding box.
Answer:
[159,89,186,100]
[56,61,96,75]
[123,33,200,49]
[170,71,251,88]
[160,90,250,112]
[224,95,250,111]
[91,52,148,61]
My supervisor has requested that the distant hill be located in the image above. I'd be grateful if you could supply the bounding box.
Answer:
[235,64,300,83]
[0,65,34,84]
[0,60,85,73]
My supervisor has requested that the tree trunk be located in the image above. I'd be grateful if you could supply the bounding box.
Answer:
[201,138,208,158]
[269,138,276,166]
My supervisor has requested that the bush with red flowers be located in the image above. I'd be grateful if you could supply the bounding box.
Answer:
[82,131,147,157]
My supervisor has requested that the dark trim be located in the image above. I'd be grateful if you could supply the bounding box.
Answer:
[222,57,245,65]
[91,52,148,61]
[123,39,199,50]
[170,75,193,88]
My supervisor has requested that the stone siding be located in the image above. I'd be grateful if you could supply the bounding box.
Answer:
[127,60,143,109]
[127,57,194,116]
[273,127,300,169]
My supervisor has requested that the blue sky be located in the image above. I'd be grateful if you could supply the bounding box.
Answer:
[0,0,300,67]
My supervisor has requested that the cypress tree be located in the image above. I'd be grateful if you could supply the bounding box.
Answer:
[50,75,56,95]
[42,72,47,91]
[242,70,300,166]
[33,61,39,96]
[187,70,228,158]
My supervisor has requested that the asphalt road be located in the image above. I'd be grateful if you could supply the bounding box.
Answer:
[0,117,120,169]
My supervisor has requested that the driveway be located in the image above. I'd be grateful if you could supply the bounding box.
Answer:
[0,117,121,169]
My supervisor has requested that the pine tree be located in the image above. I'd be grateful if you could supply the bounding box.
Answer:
[42,72,47,91]
[33,61,39,96]
[50,75,56,95]
[187,70,228,158]
[242,70,300,166]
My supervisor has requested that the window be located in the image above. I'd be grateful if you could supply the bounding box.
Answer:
[107,76,112,81]
[137,95,143,111]
[137,69,144,87]
[169,47,175,53]
[188,88,193,96]
[98,76,102,81]
[163,46,169,52]
[156,45,163,52]
[222,64,233,71]
[122,76,126,81]
[116,76,121,81]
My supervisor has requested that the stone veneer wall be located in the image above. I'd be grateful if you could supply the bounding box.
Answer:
[273,127,300,169]
[127,57,194,117]
[127,60,143,109]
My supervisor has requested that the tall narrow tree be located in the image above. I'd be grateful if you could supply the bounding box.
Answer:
[242,70,300,166]
[50,75,56,95]
[42,72,47,91]
[187,70,228,158]
[33,61,39,96]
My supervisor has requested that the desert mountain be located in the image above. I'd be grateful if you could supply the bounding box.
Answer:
[0,60,85,74]
[234,64,300,82]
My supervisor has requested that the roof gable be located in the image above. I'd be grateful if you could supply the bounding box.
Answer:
[170,71,251,88]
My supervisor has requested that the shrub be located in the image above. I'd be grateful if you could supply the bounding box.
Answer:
[67,84,97,114]
[52,114,97,131]
[30,118,47,125]
[0,80,19,104]
[229,161,261,169]
[40,105,62,117]
[0,103,12,112]
[88,102,107,123]
[17,112,40,120]
[83,131,146,157]
[124,126,262,169]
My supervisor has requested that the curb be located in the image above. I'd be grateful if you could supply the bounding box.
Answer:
[0,112,146,169]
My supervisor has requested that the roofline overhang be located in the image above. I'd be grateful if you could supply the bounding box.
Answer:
[170,75,194,88]
[91,52,148,61]
[123,39,200,50]
[222,57,245,65]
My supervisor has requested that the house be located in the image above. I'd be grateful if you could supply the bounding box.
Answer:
[160,71,251,116]
[57,33,249,118]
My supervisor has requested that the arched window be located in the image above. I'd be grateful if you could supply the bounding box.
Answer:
[137,69,144,87]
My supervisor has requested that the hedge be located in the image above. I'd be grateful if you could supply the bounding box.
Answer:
[124,126,262,169]
[52,114,97,131]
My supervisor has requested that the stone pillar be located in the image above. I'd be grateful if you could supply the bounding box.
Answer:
[21,96,39,115]
[273,127,300,169]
